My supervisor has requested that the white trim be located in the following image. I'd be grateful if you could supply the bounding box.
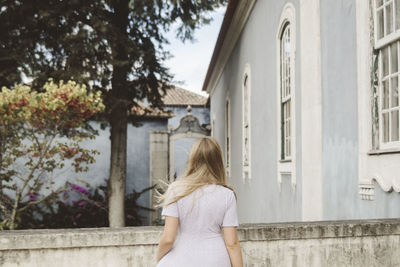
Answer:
[377,43,400,148]
[373,0,400,49]
[206,0,257,96]
[300,0,323,221]
[225,92,232,181]
[242,63,251,182]
[356,0,400,197]
[211,113,216,138]
[276,3,297,191]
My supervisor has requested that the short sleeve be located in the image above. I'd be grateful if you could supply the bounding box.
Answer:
[161,185,179,218]
[222,190,239,227]
[161,202,179,218]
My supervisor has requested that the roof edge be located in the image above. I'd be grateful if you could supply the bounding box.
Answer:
[202,0,257,94]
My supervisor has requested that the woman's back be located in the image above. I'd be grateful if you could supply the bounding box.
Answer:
[157,184,238,267]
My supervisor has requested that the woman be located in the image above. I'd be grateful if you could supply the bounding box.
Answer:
[156,137,243,267]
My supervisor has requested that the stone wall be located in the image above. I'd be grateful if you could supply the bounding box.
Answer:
[0,219,399,267]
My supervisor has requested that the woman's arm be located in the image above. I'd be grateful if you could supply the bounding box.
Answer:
[222,226,243,267]
[156,216,179,263]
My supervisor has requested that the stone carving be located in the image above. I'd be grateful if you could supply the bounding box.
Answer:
[170,105,210,136]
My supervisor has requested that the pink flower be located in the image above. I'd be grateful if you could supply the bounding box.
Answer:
[27,192,40,201]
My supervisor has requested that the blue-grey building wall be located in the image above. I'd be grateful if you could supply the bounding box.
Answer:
[320,0,400,219]
[210,0,302,224]
[60,120,168,225]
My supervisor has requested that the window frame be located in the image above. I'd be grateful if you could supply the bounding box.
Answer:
[225,92,231,180]
[276,3,297,190]
[374,0,400,49]
[242,64,251,182]
[373,0,400,149]
[280,23,293,161]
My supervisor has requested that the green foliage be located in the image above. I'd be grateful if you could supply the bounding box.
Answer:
[0,0,226,109]
[0,80,105,230]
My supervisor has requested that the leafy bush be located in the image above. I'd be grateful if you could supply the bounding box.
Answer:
[0,80,105,229]
[17,180,154,229]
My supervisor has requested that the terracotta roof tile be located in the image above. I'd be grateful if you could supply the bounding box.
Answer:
[162,86,208,106]
[130,102,173,119]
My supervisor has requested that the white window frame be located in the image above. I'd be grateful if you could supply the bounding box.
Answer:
[356,0,400,200]
[242,63,251,182]
[276,3,297,190]
[373,0,400,149]
[374,0,400,49]
[225,92,232,181]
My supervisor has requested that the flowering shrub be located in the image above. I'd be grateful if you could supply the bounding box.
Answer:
[0,79,105,230]
[17,180,154,229]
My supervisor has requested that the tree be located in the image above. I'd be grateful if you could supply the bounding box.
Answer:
[0,0,226,227]
[0,80,104,229]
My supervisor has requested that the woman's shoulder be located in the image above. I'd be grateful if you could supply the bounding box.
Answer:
[209,184,235,195]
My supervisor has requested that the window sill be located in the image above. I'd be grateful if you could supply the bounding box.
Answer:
[279,159,292,163]
[368,147,400,155]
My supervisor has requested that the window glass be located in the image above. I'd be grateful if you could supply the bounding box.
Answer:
[386,3,394,35]
[280,23,292,159]
[392,110,399,140]
[390,42,398,73]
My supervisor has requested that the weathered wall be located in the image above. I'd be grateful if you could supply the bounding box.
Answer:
[210,0,302,224]
[0,220,399,267]
[320,0,400,219]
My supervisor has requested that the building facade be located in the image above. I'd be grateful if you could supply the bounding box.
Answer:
[203,0,400,223]
[47,87,209,225]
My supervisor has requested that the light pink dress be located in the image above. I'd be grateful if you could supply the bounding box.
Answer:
[156,184,239,267]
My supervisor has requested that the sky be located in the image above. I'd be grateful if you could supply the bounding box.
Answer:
[164,7,226,97]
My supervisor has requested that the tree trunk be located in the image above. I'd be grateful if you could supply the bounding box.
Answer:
[108,107,127,227]
[108,0,130,228]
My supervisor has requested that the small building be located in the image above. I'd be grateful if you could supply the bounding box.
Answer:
[203,0,400,223]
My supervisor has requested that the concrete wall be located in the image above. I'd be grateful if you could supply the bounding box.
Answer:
[0,219,399,267]
[210,0,302,224]
[320,0,400,219]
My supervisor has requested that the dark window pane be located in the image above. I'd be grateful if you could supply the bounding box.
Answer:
[383,79,390,109]
[383,112,390,142]
[391,42,398,73]
[391,110,399,141]
[391,76,399,107]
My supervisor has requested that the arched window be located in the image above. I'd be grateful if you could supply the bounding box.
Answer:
[277,3,296,189]
[242,64,251,181]
[225,92,231,180]
[280,22,292,160]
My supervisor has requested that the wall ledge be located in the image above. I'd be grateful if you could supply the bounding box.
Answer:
[0,219,399,251]
[239,219,400,241]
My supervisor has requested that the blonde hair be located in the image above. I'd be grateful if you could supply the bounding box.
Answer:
[157,136,232,207]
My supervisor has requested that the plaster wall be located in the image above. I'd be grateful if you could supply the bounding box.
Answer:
[210,0,302,224]
[320,0,400,219]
